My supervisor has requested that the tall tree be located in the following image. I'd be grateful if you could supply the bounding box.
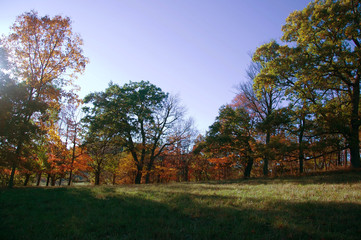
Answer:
[253,0,361,168]
[253,42,314,173]
[235,61,284,176]
[2,11,88,187]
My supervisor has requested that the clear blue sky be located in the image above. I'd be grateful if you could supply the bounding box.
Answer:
[0,0,312,134]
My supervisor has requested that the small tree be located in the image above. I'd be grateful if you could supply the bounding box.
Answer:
[204,105,256,178]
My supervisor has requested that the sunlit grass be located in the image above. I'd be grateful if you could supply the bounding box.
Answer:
[1,171,361,239]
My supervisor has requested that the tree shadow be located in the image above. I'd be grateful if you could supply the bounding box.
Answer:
[269,170,361,185]
[221,170,361,185]
[1,186,361,240]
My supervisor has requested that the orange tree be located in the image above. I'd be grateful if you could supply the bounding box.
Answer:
[2,11,88,187]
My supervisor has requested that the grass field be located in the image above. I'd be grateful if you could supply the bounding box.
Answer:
[1,171,361,240]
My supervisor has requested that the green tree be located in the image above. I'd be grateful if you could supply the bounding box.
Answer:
[83,81,190,184]
[83,128,119,185]
[253,0,361,168]
[0,48,46,185]
[205,105,255,178]
[253,42,316,173]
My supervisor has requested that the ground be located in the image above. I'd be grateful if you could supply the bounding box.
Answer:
[1,170,361,239]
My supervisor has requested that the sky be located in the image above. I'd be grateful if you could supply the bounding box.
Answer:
[0,0,312,134]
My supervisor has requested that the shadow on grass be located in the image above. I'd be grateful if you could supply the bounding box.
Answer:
[269,170,361,185]
[1,186,361,240]
[205,170,361,186]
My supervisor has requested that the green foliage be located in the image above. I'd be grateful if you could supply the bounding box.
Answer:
[253,0,361,168]
[202,105,255,177]
[207,105,253,150]
[83,80,190,184]
[83,81,167,142]
[0,54,47,169]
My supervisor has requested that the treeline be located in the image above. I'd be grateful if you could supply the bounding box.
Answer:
[196,0,361,178]
[1,0,360,187]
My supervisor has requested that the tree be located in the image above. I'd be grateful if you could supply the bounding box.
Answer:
[83,81,190,184]
[2,11,88,187]
[192,134,212,181]
[204,105,256,178]
[235,61,284,176]
[164,125,197,182]
[143,95,193,183]
[0,47,47,185]
[59,98,83,185]
[82,125,118,185]
[252,42,314,174]
[253,0,361,168]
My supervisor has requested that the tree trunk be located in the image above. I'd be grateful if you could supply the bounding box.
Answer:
[244,156,253,178]
[349,78,360,168]
[8,140,23,188]
[94,171,100,185]
[244,141,254,178]
[59,178,62,186]
[46,174,50,186]
[23,173,30,186]
[349,124,360,168]
[263,131,270,176]
[8,165,17,188]
[68,128,77,186]
[145,156,156,184]
[68,170,73,186]
[145,171,151,184]
[299,118,305,174]
[36,172,42,186]
[51,176,56,186]
[112,174,116,185]
[135,167,142,184]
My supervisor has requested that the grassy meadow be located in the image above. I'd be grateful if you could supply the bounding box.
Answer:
[1,171,361,240]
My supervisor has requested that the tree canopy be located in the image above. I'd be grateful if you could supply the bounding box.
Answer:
[253,0,361,168]
[83,81,193,184]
